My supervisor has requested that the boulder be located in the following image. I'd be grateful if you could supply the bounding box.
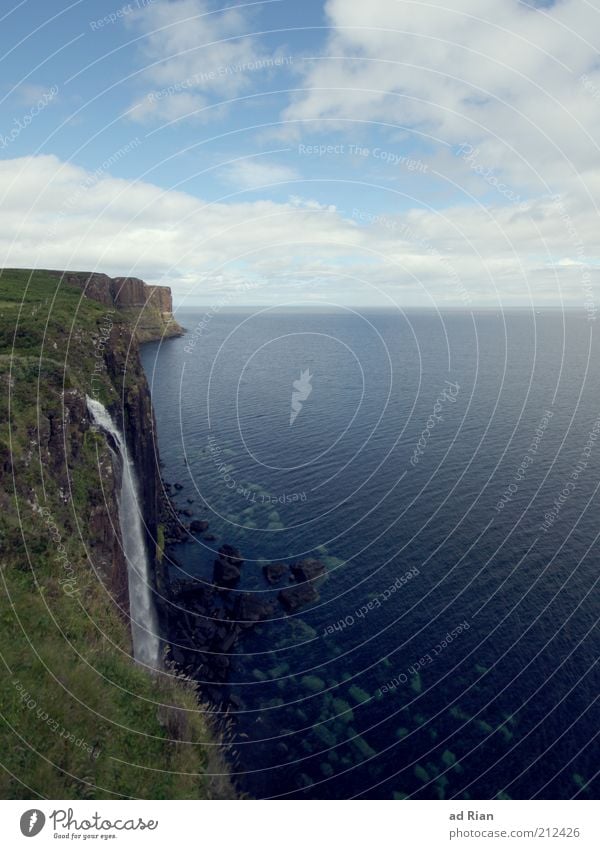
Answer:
[234,593,275,627]
[213,557,241,588]
[279,583,319,612]
[291,558,326,582]
[263,562,289,584]
[211,624,241,653]
[190,519,209,533]
[218,544,244,566]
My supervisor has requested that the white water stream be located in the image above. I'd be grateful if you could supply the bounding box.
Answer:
[86,397,161,669]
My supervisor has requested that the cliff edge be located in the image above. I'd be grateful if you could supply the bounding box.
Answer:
[47,270,185,342]
[0,268,233,800]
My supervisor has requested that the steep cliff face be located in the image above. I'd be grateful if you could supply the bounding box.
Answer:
[48,270,185,342]
[36,383,129,611]
[0,268,233,800]
[101,319,169,599]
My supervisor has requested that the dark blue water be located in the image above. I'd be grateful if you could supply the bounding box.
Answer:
[141,309,599,800]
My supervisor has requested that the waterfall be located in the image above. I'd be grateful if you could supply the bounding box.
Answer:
[86,397,161,670]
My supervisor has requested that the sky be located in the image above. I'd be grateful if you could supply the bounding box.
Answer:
[0,0,599,309]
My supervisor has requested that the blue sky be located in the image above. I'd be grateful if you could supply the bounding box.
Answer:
[1,0,599,309]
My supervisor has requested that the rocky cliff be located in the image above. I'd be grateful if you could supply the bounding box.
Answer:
[0,268,233,800]
[47,270,185,342]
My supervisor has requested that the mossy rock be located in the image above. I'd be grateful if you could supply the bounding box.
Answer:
[441,749,457,767]
[313,725,338,748]
[349,733,376,761]
[348,684,370,705]
[410,672,422,694]
[414,764,429,782]
[332,698,354,722]
[302,675,326,693]
[450,706,470,721]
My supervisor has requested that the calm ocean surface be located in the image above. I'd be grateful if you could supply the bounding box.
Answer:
[141,309,599,800]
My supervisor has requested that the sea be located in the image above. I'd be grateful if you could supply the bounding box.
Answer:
[141,308,599,800]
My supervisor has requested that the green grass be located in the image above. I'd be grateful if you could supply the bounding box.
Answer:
[0,269,234,799]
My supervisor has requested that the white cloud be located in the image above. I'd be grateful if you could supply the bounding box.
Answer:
[1,154,598,310]
[283,0,600,200]
[219,158,300,190]
[125,0,286,125]
[13,83,58,106]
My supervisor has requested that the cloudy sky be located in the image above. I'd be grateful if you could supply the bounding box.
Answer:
[1,0,599,309]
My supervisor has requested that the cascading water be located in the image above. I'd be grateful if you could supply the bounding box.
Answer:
[86,397,161,669]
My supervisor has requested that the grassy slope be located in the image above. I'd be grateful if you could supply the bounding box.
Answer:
[0,269,233,799]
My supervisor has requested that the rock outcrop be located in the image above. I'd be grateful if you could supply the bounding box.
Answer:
[0,268,235,799]
[47,270,185,342]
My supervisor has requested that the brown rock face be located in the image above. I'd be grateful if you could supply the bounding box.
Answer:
[55,272,115,307]
[145,285,174,314]
[46,270,183,341]
[111,277,148,307]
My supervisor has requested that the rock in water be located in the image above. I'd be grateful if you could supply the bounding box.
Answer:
[279,583,319,612]
[263,562,289,584]
[291,558,326,582]
[213,557,241,588]
[218,544,244,566]
[234,593,275,627]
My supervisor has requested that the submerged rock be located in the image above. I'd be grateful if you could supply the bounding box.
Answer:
[218,544,244,566]
[291,558,326,582]
[213,557,241,588]
[279,582,319,612]
[234,593,275,627]
[263,562,289,584]
[212,544,244,588]
[190,519,209,533]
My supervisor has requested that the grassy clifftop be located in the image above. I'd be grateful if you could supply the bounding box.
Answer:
[0,269,233,799]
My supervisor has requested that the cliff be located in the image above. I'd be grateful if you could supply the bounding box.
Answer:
[0,268,233,799]
[46,270,185,343]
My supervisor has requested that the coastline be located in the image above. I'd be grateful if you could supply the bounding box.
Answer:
[0,268,235,799]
